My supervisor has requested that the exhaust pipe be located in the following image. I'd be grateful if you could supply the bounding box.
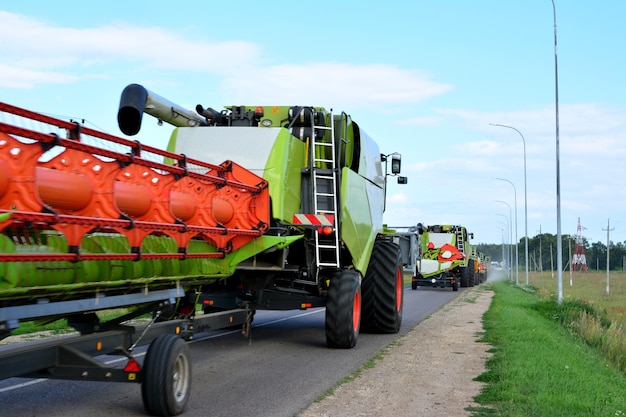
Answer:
[117,84,207,136]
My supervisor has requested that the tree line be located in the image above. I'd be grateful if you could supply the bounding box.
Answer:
[476,233,626,272]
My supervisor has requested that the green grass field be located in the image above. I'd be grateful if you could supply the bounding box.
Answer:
[515,270,626,327]
[471,279,626,416]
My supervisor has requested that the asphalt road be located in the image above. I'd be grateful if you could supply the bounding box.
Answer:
[0,286,462,417]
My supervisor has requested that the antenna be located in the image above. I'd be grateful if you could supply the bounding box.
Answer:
[572,217,588,272]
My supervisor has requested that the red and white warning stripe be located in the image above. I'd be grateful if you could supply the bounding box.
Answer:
[293,213,335,226]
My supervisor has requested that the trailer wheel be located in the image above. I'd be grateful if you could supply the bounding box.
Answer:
[325,269,361,349]
[361,241,403,334]
[142,334,192,416]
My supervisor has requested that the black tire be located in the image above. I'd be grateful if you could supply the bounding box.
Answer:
[142,334,192,416]
[325,269,361,349]
[411,277,418,290]
[468,260,475,287]
[460,266,469,287]
[474,259,480,285]
[473,260,480,286]
[361,241,403,334]
[452,280,459,291]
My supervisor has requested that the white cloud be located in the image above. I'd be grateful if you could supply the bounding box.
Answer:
[383,101,626,244]
[0,12,261,87]
[0,11,453,110]
[0,63,77,88]
[221,63,453,108]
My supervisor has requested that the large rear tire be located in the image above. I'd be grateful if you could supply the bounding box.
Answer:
[361,240,403,334]
[142,334,192,416]
[325,269,361,349]
[460,266,468,287]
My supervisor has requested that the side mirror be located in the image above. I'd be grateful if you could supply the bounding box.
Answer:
[397,176,408,184]
[391,154,401,174]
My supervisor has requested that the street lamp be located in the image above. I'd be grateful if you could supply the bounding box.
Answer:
[552,0,563,304]
[496,221,509,278]
[496,177,519,285]
[495,200,515,284]
[496,215,512,281]
[498,227,506,274]
[496,218,511,279]
[490,123,529,286]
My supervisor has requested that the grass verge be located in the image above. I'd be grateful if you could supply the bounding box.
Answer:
[469,281,626,416]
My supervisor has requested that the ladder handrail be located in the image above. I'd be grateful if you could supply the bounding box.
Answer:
[455,226,465,254]
[309,109,341,274]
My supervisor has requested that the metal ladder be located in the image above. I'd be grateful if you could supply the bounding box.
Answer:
[455,226,465,255]
[310,110,340,269]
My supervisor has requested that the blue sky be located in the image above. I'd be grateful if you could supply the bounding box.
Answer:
[1,1,625,247]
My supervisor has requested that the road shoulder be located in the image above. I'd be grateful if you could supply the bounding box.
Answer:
[299,286,494,417]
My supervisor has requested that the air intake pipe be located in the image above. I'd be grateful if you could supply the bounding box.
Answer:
[117,83,207,136]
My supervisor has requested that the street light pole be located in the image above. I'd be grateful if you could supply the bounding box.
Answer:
[495,201,514,283]
[490,123,529,286]
[496,178,519,285]
[552,0,563,304]
[499,228,505,272]
[497,220,510,279]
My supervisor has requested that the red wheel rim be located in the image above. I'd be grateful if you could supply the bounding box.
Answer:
[396,267,403,312]
[353,288,361,331]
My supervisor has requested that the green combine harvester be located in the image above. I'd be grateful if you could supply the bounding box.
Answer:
[0,84,406,416]
[411,224,480,291]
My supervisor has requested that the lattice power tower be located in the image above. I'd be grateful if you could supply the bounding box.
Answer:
[572,217,588,272]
